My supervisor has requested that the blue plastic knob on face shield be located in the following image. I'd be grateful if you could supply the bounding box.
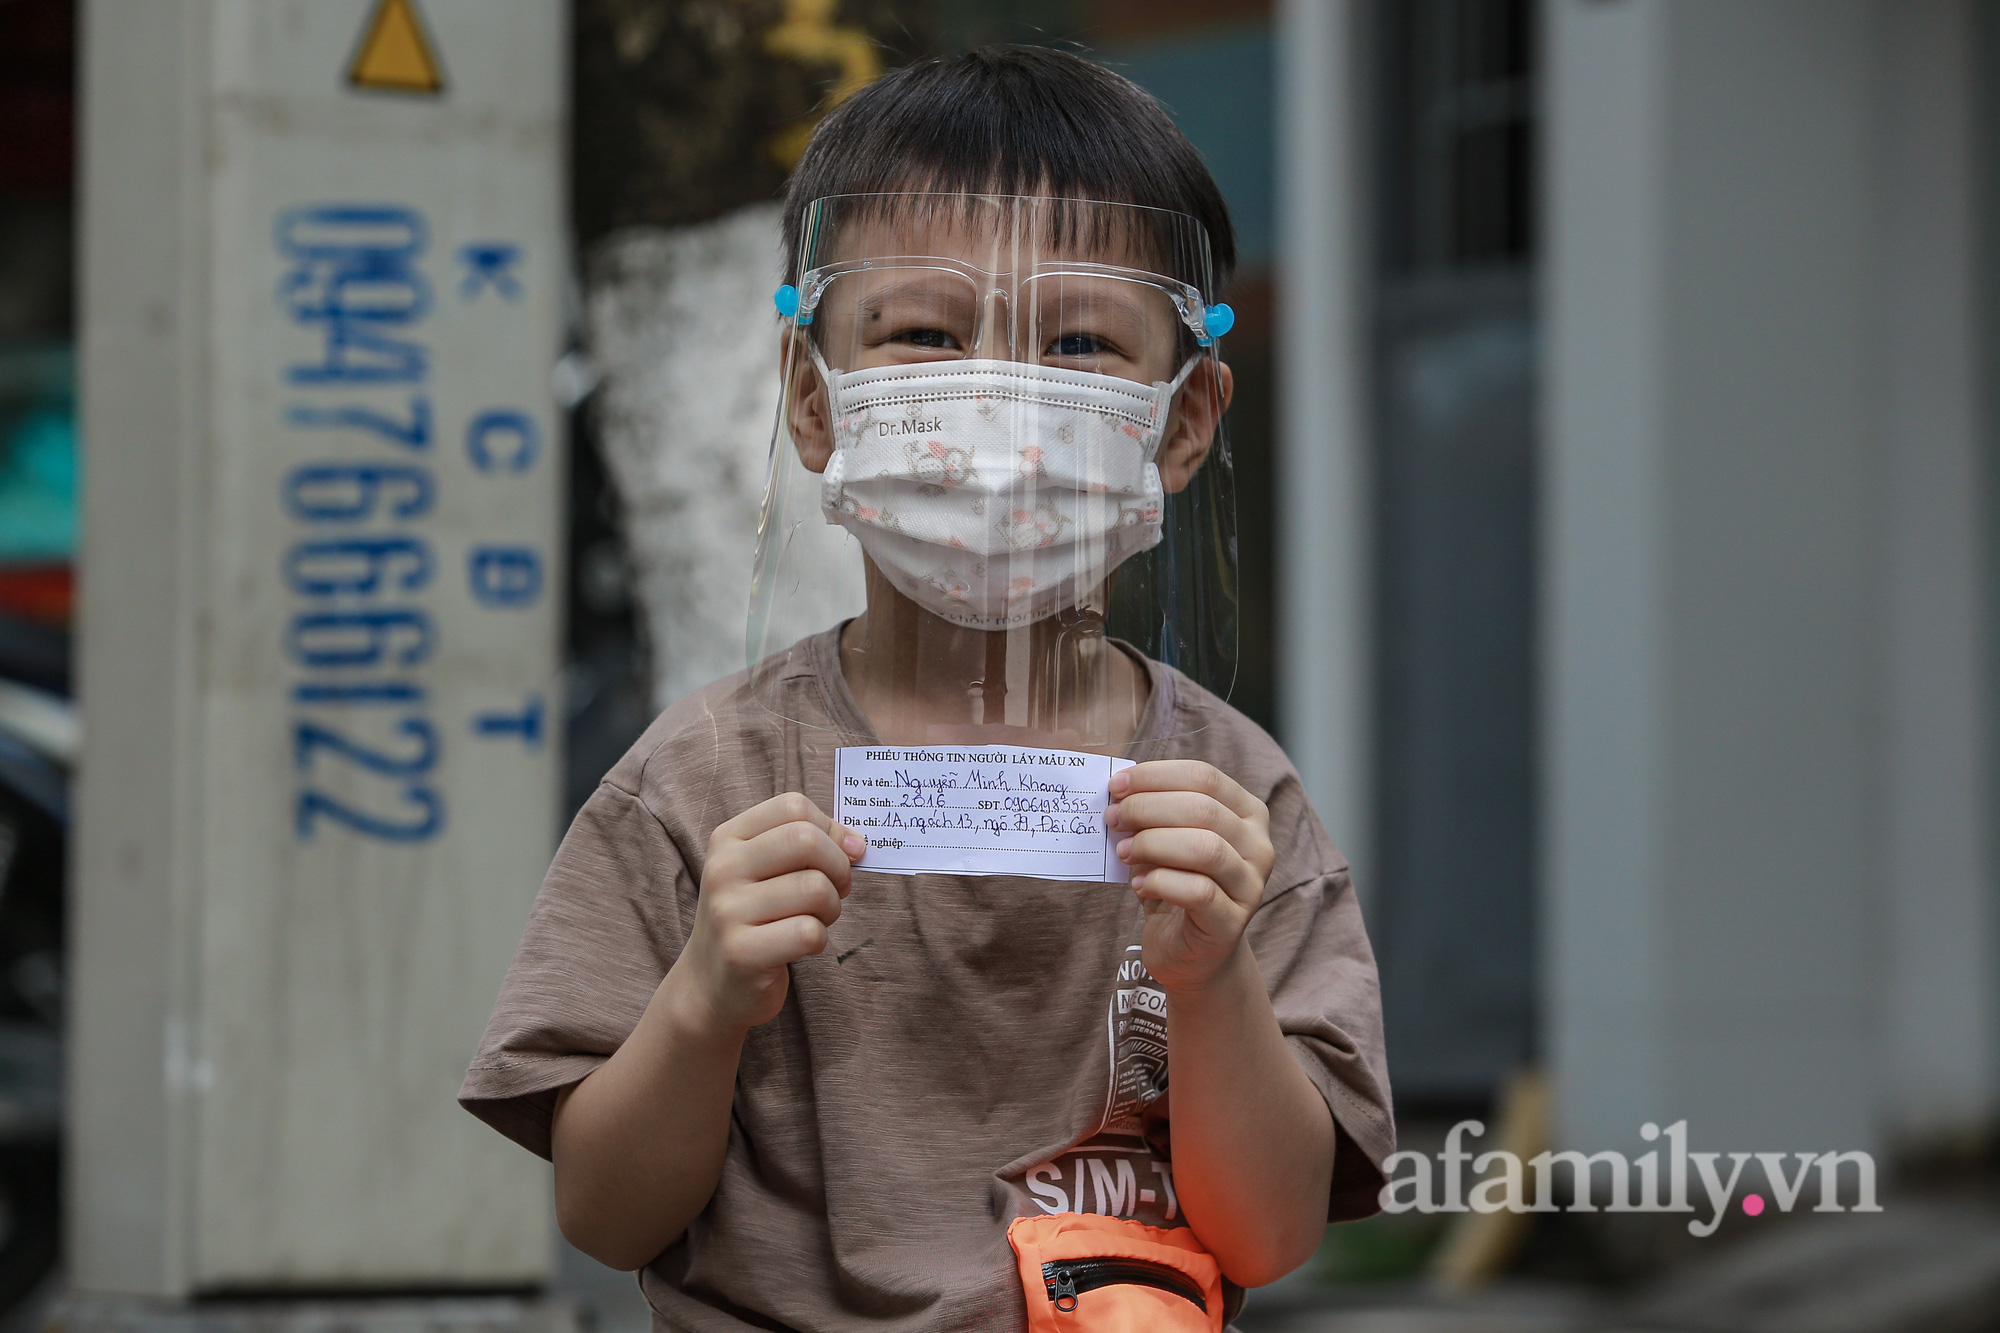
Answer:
[748,193,1239,751]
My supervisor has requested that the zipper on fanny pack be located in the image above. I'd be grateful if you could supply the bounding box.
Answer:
[1042,1258,1207,1313]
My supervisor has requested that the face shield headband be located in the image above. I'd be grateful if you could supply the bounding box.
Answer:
[774,257,1236,349]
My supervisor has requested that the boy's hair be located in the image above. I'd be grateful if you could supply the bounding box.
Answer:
[782,46,1236,291]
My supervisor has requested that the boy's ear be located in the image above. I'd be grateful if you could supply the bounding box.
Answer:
[783,331,833,474]
[1158,356,1233,493]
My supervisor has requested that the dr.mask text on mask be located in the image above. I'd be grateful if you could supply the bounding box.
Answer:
[876,415,945,437]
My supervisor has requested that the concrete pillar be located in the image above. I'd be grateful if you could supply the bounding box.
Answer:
[74,0,564,1296]
[1274,0,1374,890]
[1878,0,1996,1147]
[1541,0,1993,1156]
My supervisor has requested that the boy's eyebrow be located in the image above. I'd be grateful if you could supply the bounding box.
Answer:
[1033,282,1156,310]
[853,274,979,321]
[1030,281,1176,328]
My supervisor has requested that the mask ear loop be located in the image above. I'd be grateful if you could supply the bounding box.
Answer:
[1159,352,1202,397]
[802,336,838,393]
[1136,353,1209,465]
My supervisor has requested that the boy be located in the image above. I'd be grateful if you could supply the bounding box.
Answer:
[462,46,1391,1331]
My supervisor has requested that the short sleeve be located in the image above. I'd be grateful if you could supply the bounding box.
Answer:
[458,779,697,1159]
[1247,863,1395,1224]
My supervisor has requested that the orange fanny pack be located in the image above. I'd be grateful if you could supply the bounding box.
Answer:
[1007,1213,1224,1332]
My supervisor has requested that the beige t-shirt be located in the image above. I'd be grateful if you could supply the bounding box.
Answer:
[460,630,1394,1331]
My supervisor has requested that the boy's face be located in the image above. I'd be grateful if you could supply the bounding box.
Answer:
[809,206,1189,385]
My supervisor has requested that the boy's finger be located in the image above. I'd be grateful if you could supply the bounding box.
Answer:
[733,819,856,891]
[1106,790,1244,843]
[732,870,845,928]
[1132,866,1229,916]
[1118,827,1259,904]
[721,793,865,861]
[720,791,837,844]
[727,915,832,970]
[1110,760,1261,821]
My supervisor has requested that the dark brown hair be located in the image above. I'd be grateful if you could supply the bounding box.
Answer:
[781,46,1236,294]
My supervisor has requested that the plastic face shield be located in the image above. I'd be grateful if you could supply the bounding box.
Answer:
[750,194,1238,751]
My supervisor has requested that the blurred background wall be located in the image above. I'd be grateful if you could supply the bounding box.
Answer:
[0,0,1994,1328]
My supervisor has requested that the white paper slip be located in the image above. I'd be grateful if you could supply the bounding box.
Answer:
[833,745,1136,882]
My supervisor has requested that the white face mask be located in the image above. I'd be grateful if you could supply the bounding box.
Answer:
[809,351,1199,630]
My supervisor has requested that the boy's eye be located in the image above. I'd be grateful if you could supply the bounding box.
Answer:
[893,327,960,350]
[1048,333,1108,358]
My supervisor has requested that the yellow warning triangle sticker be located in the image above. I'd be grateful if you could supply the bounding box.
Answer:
[348,0,444,95]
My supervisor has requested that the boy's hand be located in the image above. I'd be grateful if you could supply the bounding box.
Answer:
[683,793,865,1034]
[1105,760,1274,993]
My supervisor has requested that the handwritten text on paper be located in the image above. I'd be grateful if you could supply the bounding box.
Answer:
[833,745,1135,882]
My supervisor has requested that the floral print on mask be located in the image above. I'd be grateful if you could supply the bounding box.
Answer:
[997,499,1070,551]
[905,439,973,494]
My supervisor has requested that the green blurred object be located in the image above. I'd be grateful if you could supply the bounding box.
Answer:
[0,345,75,563]
[1313,1212,1450,1285]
